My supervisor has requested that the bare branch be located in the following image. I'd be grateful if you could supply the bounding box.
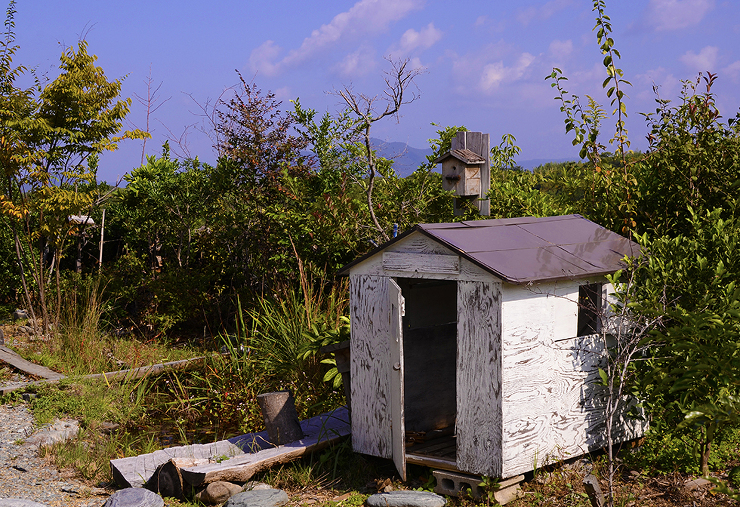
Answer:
[333,57,425,242]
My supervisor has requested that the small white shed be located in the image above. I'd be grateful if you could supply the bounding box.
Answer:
[338,214,646,481]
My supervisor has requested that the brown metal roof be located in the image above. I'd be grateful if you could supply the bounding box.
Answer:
[433,148,486,165]
[338,215,640,284]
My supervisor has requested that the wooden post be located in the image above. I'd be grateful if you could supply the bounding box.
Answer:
[451,131,490,216]
[257,391,304,446]
[98,208,105,270]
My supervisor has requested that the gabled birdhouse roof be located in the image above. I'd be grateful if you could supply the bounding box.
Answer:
[433,148,486,165]
[338,214,640,284]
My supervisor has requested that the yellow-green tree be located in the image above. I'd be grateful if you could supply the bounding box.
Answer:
[0,1,145,332]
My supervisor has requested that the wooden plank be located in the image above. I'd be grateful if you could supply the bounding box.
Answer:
[456,280,503,477]
[382,252,460,275]
[389,278,406,481]
[409,438,456,455]
[388,234,453,256]
[406,453,458,472]
[349,233,493,282]
[180,407,350,486]
[1,355,213,395]
[0,345,64,380]
[111,434,256,488]
[350,275,392,459]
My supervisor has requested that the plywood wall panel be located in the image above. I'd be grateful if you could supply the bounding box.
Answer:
[456,280,503,477]
[501,282,647,477]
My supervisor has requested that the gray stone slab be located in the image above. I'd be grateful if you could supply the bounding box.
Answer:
[25,419,79,447]
[366,491,446,507]
[102,488,164,507]
[224,489,289,507]
[0,500,48,507]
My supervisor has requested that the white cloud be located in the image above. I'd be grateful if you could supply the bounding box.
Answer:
[332,45,377,77]
[458,51,536,93]
[634,67,681,101]
[249,0,424,76]
[516,0,574,26]
[723,60,740,83]
[548,39,573,60]
[409,57,424,71]
[645,0,715,31]
[249,40,282,77]
[680,46,719,72]
[389,23,442,57]
[480,62,506,90]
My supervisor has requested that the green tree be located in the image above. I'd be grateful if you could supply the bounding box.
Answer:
[0,3,145,332]
[632,209,740,475]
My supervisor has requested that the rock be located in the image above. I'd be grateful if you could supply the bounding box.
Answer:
[684,477,712,491]
[25,419,80,447]
[99,421,121,435]
[365,491,446,507]
[224,489,289,507]
[0,500,49,507]
[0,327,4,345]
[102,488,164,507]
[12,309,28,321]
[243,481,274,491]
[18,325,34,335]
[195,481,244,504]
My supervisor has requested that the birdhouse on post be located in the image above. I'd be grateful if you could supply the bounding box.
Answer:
[434,131,490,216]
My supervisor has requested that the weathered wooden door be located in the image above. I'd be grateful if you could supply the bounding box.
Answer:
[389,278,406,481]
[456,280,503,476]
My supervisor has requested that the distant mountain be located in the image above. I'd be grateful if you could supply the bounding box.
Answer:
[370,138,432,177]
[370,138,579,177]
[517,158,580,170]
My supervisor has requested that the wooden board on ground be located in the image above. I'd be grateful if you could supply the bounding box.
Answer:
[0,355,213,395]
[110,430,271,488]
[0,345,64,380]
[110,406,349,489]
[180,406,351,487]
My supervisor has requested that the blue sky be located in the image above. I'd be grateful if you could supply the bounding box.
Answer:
[13,0,740,182]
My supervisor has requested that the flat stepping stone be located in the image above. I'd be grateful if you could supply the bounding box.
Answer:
[366,491,446,507]
[102,488,164,507]
[224,489,289,507]
[0,501,49,507]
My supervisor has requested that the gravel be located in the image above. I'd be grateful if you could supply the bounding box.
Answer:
[0,403,112,507]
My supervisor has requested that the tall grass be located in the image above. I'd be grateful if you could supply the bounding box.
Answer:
[152,279,350,440]
[245,279,349,414]
[21,276,194,375]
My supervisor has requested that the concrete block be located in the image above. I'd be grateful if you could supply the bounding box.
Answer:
[432,470,523,505]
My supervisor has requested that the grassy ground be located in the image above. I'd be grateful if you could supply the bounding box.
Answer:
[3,283,740,506]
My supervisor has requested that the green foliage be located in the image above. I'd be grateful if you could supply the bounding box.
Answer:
[633,72,740,237]
[624,422,740,476]
[299,315,351,388]
[0,5,145,331]
[631,209,740,474]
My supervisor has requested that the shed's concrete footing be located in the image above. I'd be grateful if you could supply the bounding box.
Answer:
[432,470,524,505]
